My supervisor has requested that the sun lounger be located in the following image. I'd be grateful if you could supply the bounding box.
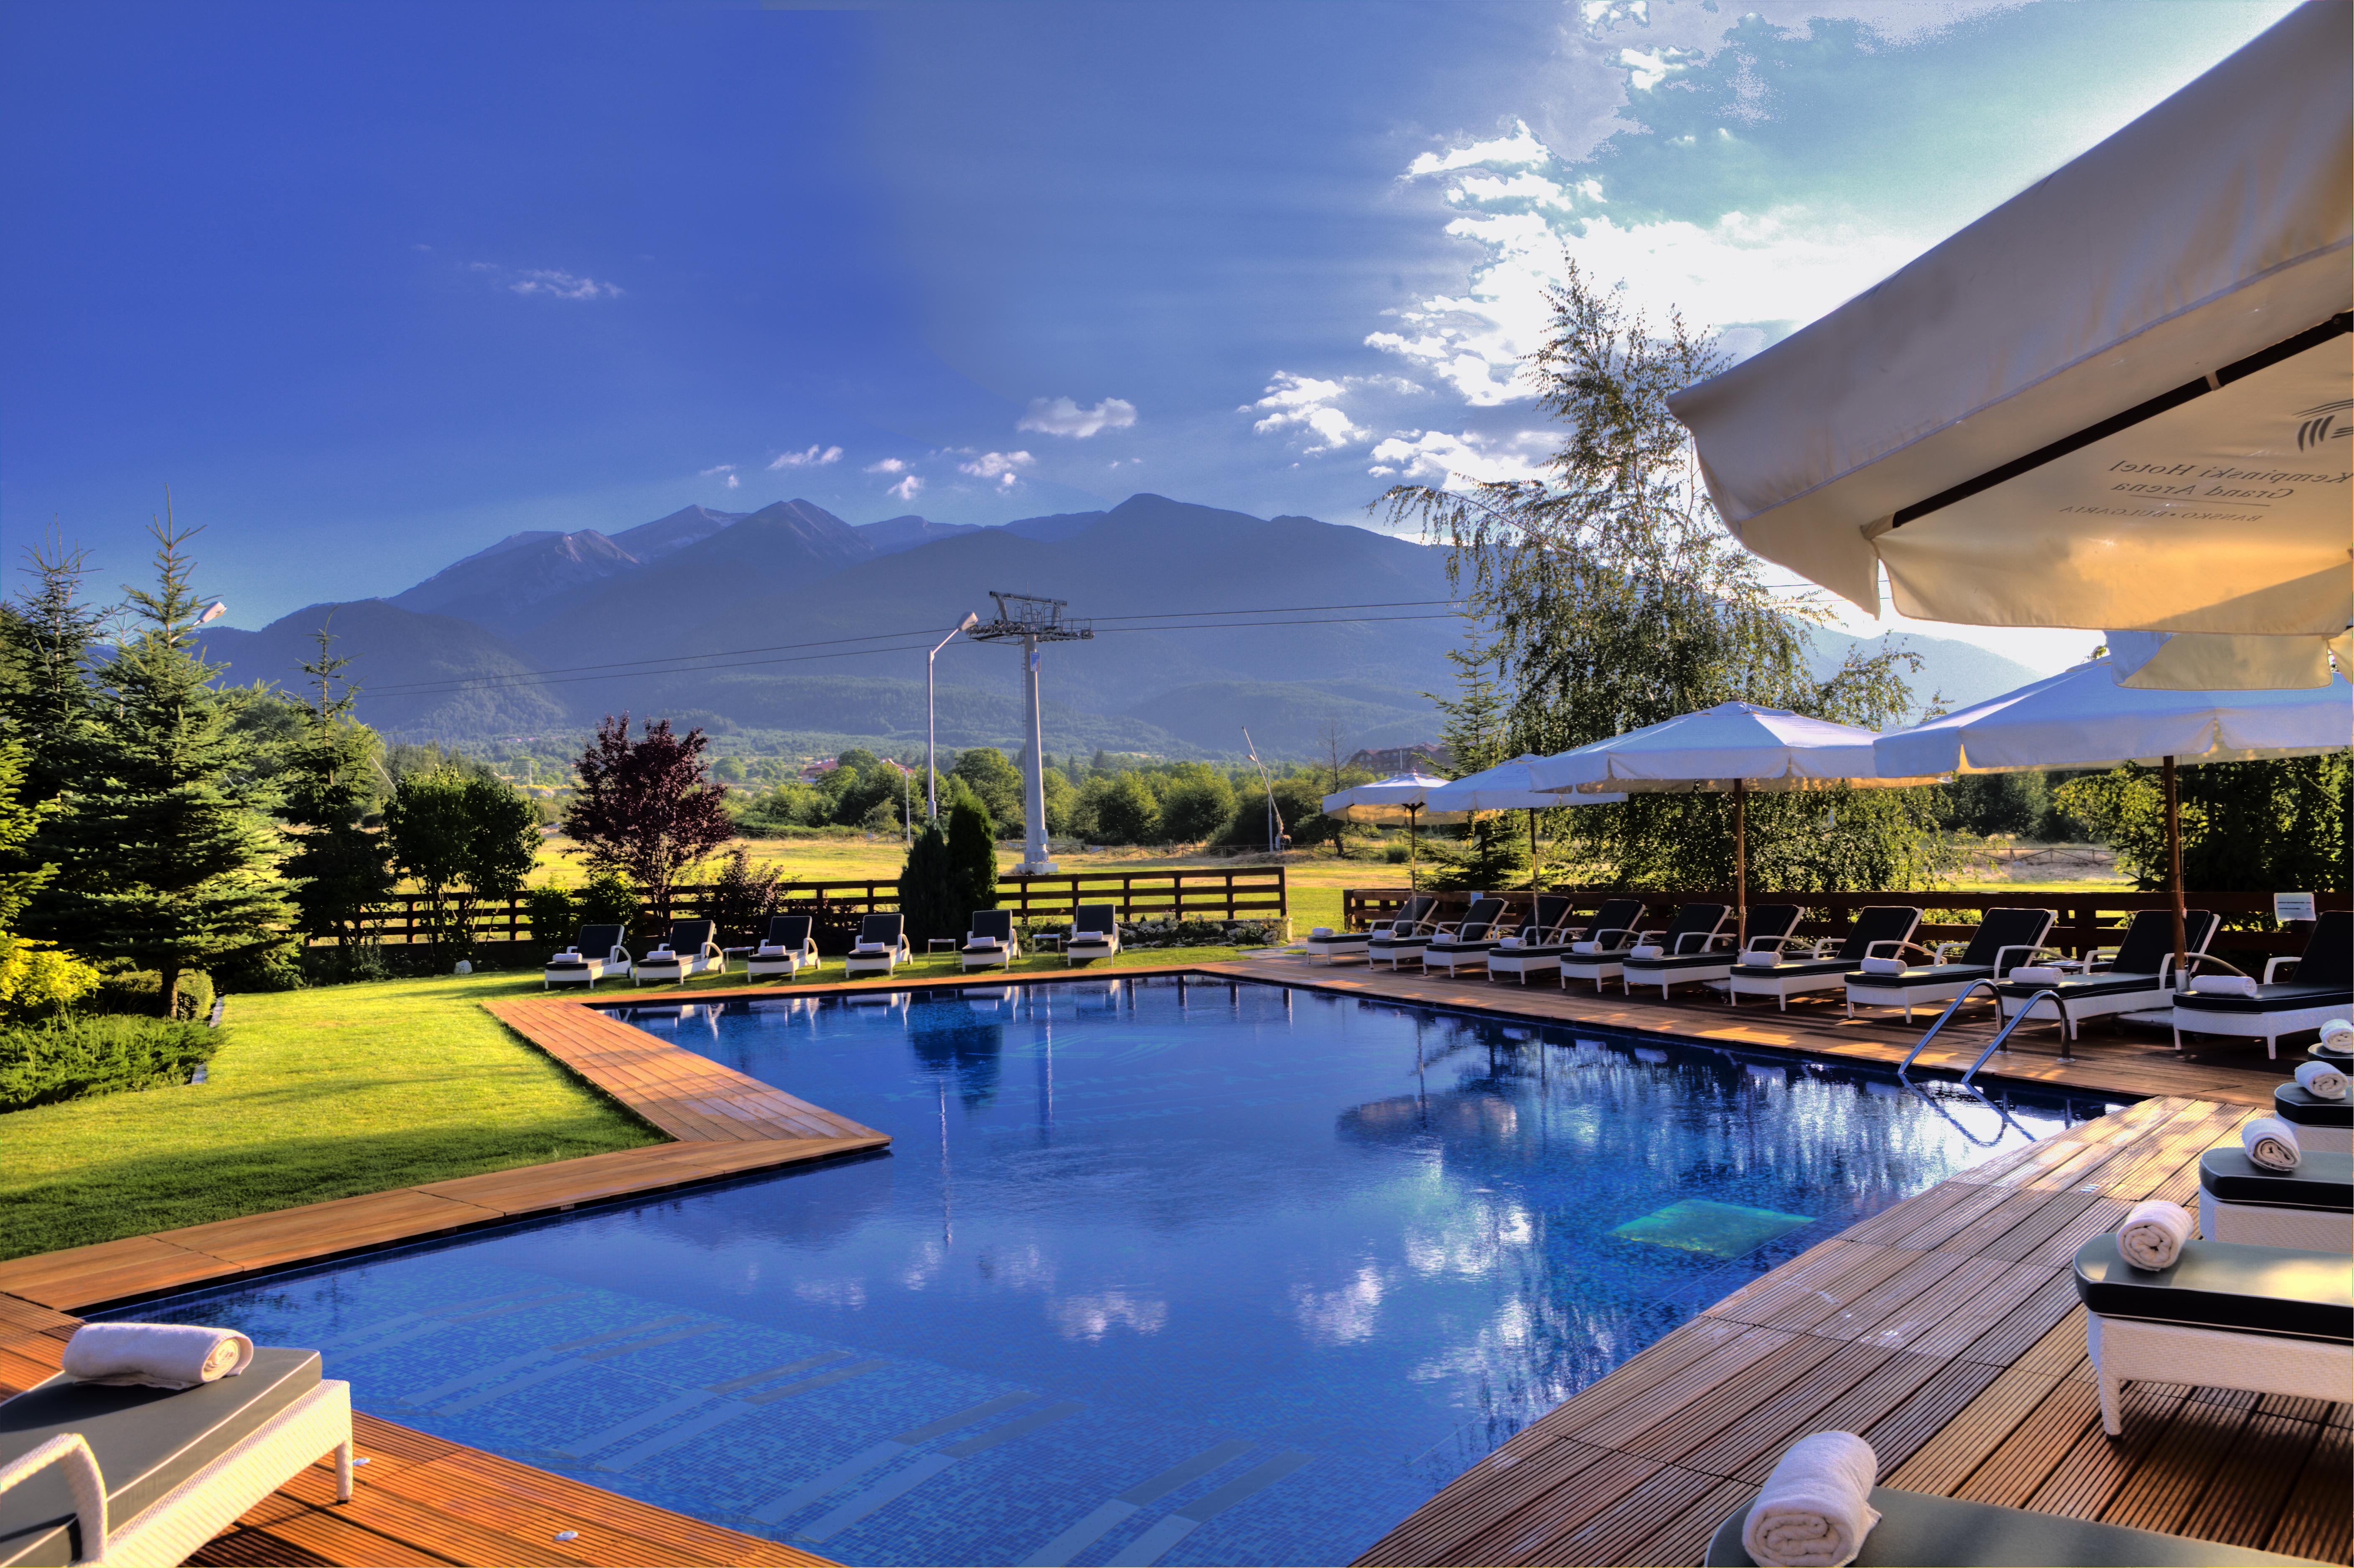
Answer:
[1487,896,1639,986]
[743,914,819,981]
[631,919,723,985]
[1702,1480,2308,1565]
[2197,1146,2352,1253]
[1728,906,1921,1011]
[2072,1233,2351,1437]
[1843,906,2059,1023]
[1306,899,1430,965]
[1421,898,1513,977]
[0,1347,353,1568]
[541,923,630,990]
[1624,904,1797,1000]
[843,913,911,977]
[2274,1081,2353,1156]
[1564,902,1726,992]
[1064,905,1120,965]
[1994,908,2218,1040]
[2174,910,2353,1059]
[960,909,1020,971]
[1484,895,1579,984]
[1365,896,1441,970]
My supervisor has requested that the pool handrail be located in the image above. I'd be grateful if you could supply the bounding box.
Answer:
[1899,979,2079,1089]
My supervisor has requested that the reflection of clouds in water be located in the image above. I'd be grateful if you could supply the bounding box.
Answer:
[1403,1197,1535,1279]
[794,1278,868,1311]
[1291,1264,1389,1346]
[900,1238,945,1291]
[974,1244,1056,1291]
[1049,1291,1168,1342]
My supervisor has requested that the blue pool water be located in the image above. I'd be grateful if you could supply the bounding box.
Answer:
[119,978,2121,1566]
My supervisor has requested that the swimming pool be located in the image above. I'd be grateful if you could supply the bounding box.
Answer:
[118,977,2120,1566]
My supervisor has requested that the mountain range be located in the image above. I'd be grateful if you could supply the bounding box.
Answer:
[193,494,2047,759]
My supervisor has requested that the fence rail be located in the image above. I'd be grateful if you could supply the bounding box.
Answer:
[342,866,1287,946]
[1338,886,2348,961]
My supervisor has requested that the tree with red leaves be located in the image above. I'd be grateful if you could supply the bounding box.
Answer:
[563,714,734,919]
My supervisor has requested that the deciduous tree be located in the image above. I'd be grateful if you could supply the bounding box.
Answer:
[382,767,538,965]
[562,714,734,918]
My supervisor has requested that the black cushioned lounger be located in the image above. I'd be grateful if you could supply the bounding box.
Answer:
[1622,904,1795,998]
[1843,906,2057,1022]
[1,1349,323,1567]
[2275,1082,2354,1144]
[1702,1484,2309,1565]
[1994,907,2218,1039]
[2199,1148,2354,1214]
[2072,1235,2352,1341]
[2174,909,2354,1058]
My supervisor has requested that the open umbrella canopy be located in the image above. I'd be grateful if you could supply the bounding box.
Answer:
[1666,2,2351,645]
[1525,703,1939,794]
[1320,772,1468,823]
[1874,659,2354,776]
[1423,756,1624,812]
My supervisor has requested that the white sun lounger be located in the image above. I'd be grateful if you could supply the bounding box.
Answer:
[1995,908,2217,1040]
[1065,905,1120,965]
[743,914,819,981]
[2197,1146,2352,1253]
[2173,910,2352,1059]
[844,913,911,977]
[960,909,1020,971]
[542,923,631,990]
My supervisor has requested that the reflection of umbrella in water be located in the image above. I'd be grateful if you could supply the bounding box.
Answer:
[909,1000,1004,1109]
[1338,1091,1518,1147]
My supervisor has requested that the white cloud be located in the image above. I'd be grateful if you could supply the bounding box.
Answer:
[1017,395,1138,438]
[699,463,741,490]
[769,444,843,470]
[1243,371,1422,454]
[509,268,623,300]
[956,450,1034,489]
[1405,124,1552,178]
[865,457,908,474]
[1617,44,1699,91]
[887,474,924,501]
[1367,428,1553,490]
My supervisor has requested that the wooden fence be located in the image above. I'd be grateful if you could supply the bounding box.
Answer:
[345,865,1287,946]
[1337,886,2348,962]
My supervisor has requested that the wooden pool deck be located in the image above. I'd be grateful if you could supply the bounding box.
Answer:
[2,963,2340,1565]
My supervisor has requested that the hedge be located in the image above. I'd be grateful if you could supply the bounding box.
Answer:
[0,1016,221,1113]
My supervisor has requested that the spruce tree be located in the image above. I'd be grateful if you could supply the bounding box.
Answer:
[895,821,959,944]
[281,621,394,955]
[59,515,292,1015]
[1424,627,1532,892]
[944,782,999,921]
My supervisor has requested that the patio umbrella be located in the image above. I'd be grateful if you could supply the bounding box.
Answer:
[1422,756,1626,891]
[1666,2,2351,654]
[1874,659,2354,972]
[1524,703,1942,934]
[1321,773,1466,889]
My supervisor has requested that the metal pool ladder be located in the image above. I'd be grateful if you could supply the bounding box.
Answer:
[1899,980,2077,1090]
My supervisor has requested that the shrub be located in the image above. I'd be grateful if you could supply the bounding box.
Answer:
[0,1014,220,1112]
[0,940,101,1021]
[945,785,999,919]
[702,847,784,944]
[88,968,214,1020]
[575,867,640,931]
[524,883,578,941]
[1117,918,1282,950]
[896,822,959,945]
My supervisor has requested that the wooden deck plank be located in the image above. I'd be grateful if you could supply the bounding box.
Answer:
[2098,1395,2250,1537]
[2177,1412,2325,1553]
[2269,1422,2353,1565]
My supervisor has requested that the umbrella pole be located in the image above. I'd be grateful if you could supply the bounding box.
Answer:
[1529,809,1539,892]
[2163,754,2186,980]
[1733,779,1748,945]
[1408,805,1419,891]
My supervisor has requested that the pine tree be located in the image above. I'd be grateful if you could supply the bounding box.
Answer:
[0,527,109,812]
[895,821,960,944]
[944,782,999,921]
[1423,626,1531,892]
[56,513,292,1015]
[280,620,394,954]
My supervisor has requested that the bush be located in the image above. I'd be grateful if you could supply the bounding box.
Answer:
[0,940,101,1021]
[524,883,577,941]
[0,1014,220,1112]
[702,848,784,944]
[1157,766,1237,845]
[1094,774,1160,845]
[1117,918,1283,950]
[575,867,640,930]
[1383,841,1412,865]
[211,943,305,995]
[296,941,393,986]
[87,968,215,1020]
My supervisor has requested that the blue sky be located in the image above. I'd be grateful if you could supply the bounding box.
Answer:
[0,0,2297,670]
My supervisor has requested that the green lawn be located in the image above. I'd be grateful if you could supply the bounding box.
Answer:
[2,946,1248,1263]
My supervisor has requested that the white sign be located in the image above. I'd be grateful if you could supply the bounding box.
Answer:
[2274,891,2317,923]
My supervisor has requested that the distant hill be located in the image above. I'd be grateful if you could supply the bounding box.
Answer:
[1803,626,2045,718]
[193,491,2056,759]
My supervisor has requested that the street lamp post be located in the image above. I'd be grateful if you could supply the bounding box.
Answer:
[927,611,979,821]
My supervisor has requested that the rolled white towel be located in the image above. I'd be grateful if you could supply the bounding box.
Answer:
[2243,1115,2302,1172]
[1857,956,1905,976]
[1496,936,1522,949]
[2189,974,2258,997]
[756,944,784,956]
[2294,1059,2349,1100]
[2117,1199,2195,1271]
[1569,940,1602,955]
[852,940,887,954]
[1742,1431,1882,1568]
[1629,943,1664,960]
[2321,1018,2354,1053]
[2008,965,2063,985]
[1310,926,1334,937]
[63,1323,254,1390]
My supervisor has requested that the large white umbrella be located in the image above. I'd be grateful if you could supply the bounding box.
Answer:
[1526,703,1941,932]
[1667,2,2351,652]
[1321,772,1466,889]
[1421,755,1625,890]
[1875,659,2354,968]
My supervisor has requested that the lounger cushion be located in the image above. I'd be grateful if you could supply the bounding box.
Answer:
[2275,1083,2354,1130]
[1428,940,1499,955]
[2174,983,2354,1016]
[0,1347,323,1566]
[1624,951,1736,973]
[1846,963,1995,991]
[1702,1483,2307,1565]
[2198,1149,2353,1211]
[1994,972,2166,1003]
[1732,958,1860,980]
[2072,1236,2352,1342]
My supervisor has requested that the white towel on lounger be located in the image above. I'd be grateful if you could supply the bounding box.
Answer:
[1311,927,1334,937]
[2189,974,2258,997]
[2008,965,2063,985]
[2295,1060,2348,1100]
[1858,956,1904,975]
[2321,1018,2353,1052]
[1629,944,1663,960]
[1741,1431,1881,1568]
[1569,940,1602,955]
[2243,1115,2302,1171]
[2117,1199,2194,1271]
[63,1323,253,1389]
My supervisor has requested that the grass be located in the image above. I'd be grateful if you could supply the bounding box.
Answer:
[0,945,1249,1264]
